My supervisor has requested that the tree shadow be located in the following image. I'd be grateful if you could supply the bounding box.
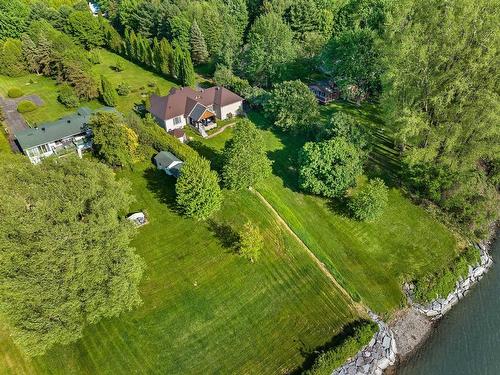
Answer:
[143,166,178,212]
[206,219,240,253]
[326,196,353,218]
[188,140,224,173]
[291,319,374,375]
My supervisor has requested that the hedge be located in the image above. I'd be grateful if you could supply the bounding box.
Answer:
[7,87,24,98]
[304,321,378,375]
[17,100,37,113]
[126,114,198,161]
[413,246,481,303]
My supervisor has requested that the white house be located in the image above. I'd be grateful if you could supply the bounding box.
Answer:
[14,107,114,164]
[149,86,244,137]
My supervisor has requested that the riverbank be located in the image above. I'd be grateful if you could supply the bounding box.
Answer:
[386,228,497,374]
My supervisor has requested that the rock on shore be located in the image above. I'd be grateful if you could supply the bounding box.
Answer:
[332,312,397,375]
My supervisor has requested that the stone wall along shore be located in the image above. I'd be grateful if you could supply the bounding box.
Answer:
[331,312,397,375]
[404,243,493,320]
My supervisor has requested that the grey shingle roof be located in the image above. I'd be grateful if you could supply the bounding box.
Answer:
[14,107,114,150]
[154,151,181,168]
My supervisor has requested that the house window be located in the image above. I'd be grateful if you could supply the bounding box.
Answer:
[173,116,183,126]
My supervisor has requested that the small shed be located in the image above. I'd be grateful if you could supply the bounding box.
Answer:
[154,151,183,178]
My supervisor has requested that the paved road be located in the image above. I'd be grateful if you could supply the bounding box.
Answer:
[0,94,44,152]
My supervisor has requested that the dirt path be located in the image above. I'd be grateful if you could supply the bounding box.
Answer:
[206,122,235,139]
[249,187,367,316]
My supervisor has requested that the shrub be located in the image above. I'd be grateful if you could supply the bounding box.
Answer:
[58,84,80,108]
[349,178,389,221]
[8,87,24,98]
[17,100,37,113]
[88,50,101,64]
[238,221,264,262]
[413,246,481,303]
[100,75,117,107]
[304,322,378,375]
[117,82,131,96]
[114,60,124,72]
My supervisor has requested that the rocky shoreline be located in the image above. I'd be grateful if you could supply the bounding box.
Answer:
[332,312,397,375]
[329,231,497,375]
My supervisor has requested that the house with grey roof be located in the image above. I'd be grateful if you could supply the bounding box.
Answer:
[149,86,243,137]
[14,107,114,164]
[154,151,184,178]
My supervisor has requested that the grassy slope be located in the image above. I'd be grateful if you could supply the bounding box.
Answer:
[198,106,458,314]
[0,163,358,375]
[0,49,176,125]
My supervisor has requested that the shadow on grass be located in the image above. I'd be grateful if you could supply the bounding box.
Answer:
[143,166,179,212]
[292,319,373,375]
[188,140,224,173]
[206,219,240,253]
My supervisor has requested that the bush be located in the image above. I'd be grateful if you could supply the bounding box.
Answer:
[413,246,481,303]
[17,100,37,113]
[114,60,124,72]
[8,87,24,98]
[349,178,389,221]
[117,82,131,96]
[58,84,80,108]
[304,322,378,375]
[88,50,101,64]
[238,221,263,262]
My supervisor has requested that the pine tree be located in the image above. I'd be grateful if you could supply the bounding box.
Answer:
[179,51,195,86]
[159,38,173,75]
[100,75,118,106]
[171,42,184,79]
[190,20,209,65]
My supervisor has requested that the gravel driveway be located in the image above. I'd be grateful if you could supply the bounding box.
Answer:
[0,94,44,152]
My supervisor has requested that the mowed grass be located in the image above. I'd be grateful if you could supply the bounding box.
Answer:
[0,163,359,375]
[196,107,459,314]
[0,49,176,125]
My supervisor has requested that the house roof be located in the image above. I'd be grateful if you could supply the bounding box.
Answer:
[14,107,115,150]
[150,86,243,121]
[154,151,181,167]
[168,129,185,138]
[309,81,338,94]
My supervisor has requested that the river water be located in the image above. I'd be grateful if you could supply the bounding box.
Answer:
[399,236,500,375]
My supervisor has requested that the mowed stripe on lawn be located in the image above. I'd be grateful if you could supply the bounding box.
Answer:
[0,164,359,375]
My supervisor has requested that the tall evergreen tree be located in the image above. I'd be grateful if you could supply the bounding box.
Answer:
[100,75,118,107]
[179,51,195,86]
[158,38,173,75]
[189,20,209,65]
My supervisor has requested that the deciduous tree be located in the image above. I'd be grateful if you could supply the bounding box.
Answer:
[176,156,222,220]
[243,12,296,87]
[0,156,144,356]
[238,221,263,262]
[299,137,363,198]
[91,112,138,167]
[265,80,319,131]
[222,119,272,189]
[348,178,389,221]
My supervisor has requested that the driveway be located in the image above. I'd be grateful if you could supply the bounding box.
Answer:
[0,94,44,152]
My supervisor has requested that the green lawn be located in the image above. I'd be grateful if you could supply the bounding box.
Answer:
[0,163,359,375]
[196,105,459,314]
[0,49,176,126]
